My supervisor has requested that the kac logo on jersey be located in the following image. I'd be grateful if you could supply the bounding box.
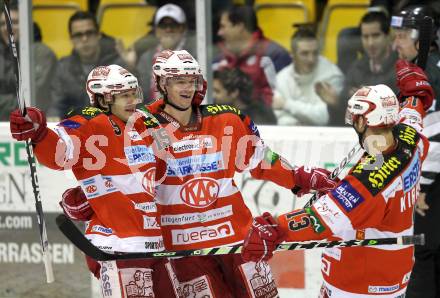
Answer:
[402,154,420,193]
[82,177,99,198]
[180,177,220,208]
[124,145,155,166]
[331,181,364,212]
[142,167,156,196]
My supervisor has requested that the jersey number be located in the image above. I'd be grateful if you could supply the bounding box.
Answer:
[286,210,311,231]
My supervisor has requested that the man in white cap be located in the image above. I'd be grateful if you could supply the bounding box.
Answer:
[136,3,196,102]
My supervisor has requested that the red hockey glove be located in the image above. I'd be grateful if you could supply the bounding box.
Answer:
[193,79,207,106]
[241,212,286,262]
[59,186,94,221]
[396,59,434,110]
[293,166,338,197]
[10,107,48,143]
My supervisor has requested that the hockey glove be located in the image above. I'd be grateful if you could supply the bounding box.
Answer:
[242,212,286,262]
[293,166,338,197]
[10,107,48,143]
[396,59,434,111]
[60,186,94,221]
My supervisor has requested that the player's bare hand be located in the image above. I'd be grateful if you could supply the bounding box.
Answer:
[415,192,429,217]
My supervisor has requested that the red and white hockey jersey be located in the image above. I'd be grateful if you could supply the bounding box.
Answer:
[278,123,429,297]
[34,107,163,253]
[144,102,296,250]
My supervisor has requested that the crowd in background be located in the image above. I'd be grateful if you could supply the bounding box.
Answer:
[1,0,440,125]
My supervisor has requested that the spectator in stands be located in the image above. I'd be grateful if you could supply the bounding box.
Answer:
[273,27,343,126]
[213,68,277,124]
[50,11,127,117]
[0,2,57,120]
[213,5,291,108]
[136,3,195,102]
[333,11,398,126]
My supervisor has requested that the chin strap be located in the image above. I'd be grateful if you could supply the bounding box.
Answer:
[163,94,192,111]
[354,124,367,149]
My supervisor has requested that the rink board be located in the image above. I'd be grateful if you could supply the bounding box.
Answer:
[0,123,358,298]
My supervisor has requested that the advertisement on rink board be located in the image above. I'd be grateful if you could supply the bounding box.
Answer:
[0,123,359,298]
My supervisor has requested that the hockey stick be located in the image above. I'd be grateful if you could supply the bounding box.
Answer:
[416,16,433,70]
[56,214,424,261]
[3,0,54,283]
[303,143,363,208]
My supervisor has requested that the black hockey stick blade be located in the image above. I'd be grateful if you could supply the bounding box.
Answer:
[57,214,425,261]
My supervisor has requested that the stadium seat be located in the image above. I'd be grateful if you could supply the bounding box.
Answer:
[255,0,315,21]
[32,0,88,11]
[99,0,145,5]
[32,3,80,58]
[254,2,309,51]
[319,0,369,63]
[97,3,157,49]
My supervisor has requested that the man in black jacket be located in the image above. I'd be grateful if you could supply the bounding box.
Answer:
[50,11,127,118]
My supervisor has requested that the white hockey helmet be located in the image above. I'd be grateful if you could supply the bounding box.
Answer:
[152,50,204,101]
[345,84,399,128]
[86,64,142,105]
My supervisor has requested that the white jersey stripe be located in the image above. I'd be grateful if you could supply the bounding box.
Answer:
[86,233,164,253]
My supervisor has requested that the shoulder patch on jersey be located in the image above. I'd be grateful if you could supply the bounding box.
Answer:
[330,181,365,212]
[135,106,161,128]
[201,104,243,117]
[351,147,413,196]
[67,106,104,120]
[395,123,420,147]
[58,119,81,129]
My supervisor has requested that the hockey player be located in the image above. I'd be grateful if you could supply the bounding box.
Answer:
[143,49,338,297]
[241,60,435,297]
[9,65,179,298]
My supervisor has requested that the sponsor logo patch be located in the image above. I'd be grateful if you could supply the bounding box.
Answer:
[177,275,213,298]
[161,205,233,226]
[180,177,220,208]
[166,152,224,177]
[132,201,157,213]
[143,216,160,230]
[402,154,420,193]
[127,130,142,141]
[368,284,399,294]
[171,221,234,245]
[305,207,326,233]
[331,181,364,212]
[91,225,113,235]
[120,268,154,298]
[172,137,213,153]
[124,145,155,166]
